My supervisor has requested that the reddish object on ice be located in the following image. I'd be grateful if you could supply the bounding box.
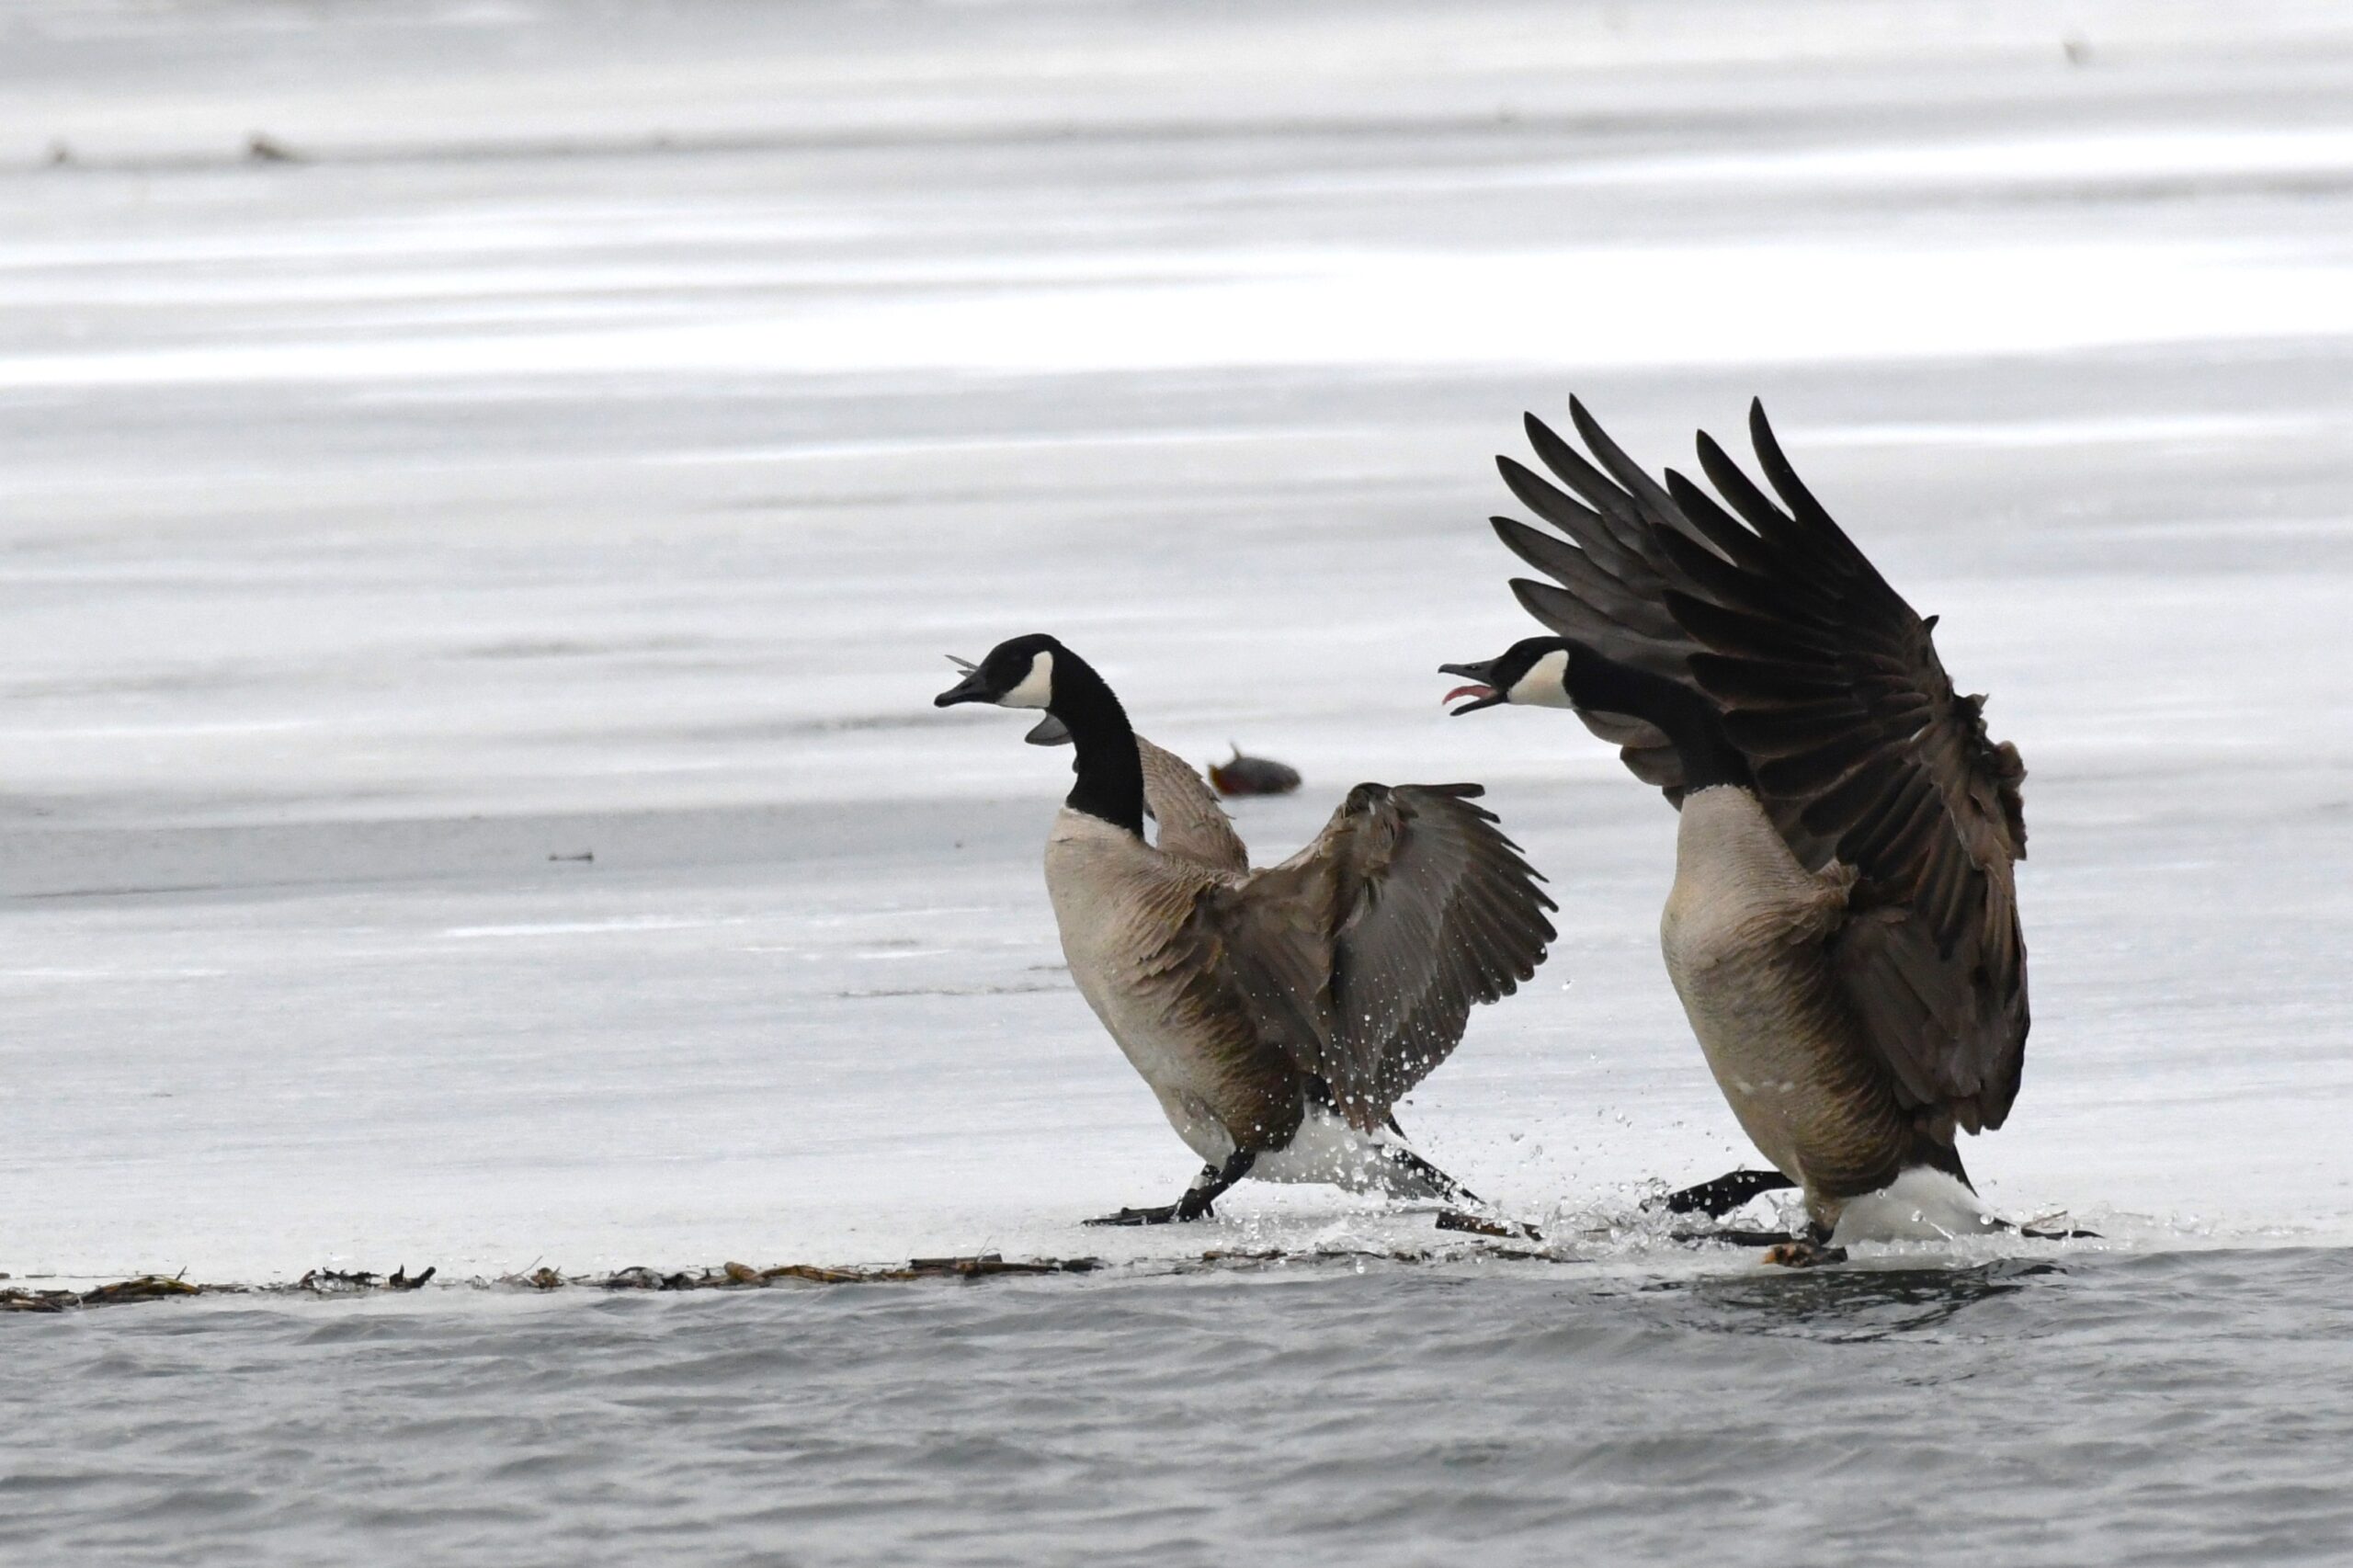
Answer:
[1208,747,1302,798]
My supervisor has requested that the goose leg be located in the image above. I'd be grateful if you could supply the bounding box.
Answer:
[1657,1167,1799,1218]
[1371,1112,1481,1205]
[1086,1150,1256,1226]
[1693,1226,1811,1247]
[1378,1144,1477,1205]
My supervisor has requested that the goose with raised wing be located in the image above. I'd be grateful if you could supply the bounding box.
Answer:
[938,634,1556,1225]
[1440,400,2032,1260]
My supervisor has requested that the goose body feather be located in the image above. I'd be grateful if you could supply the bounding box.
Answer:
[1047,807,1301,1165]
[1661,788,1914,1224]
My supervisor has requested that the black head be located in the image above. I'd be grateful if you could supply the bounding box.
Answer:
[1437,637,1575,716]
[935,633,1063,711]
[935,632,1143,834]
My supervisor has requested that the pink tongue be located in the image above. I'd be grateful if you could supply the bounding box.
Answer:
[1443,684,1495,706]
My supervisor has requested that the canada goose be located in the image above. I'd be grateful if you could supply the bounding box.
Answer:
[1440,400,2030,1261]
[936,634,1556,1224]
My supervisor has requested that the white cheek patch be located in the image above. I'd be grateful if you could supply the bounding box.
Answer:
[1508,647,1574,708]
[1000,649,1054,709]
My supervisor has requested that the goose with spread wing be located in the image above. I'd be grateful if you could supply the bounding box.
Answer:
[938,634,1556,1224]
[1439,400,2031,1259]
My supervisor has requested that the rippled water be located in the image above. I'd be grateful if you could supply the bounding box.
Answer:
[6,1248,2349,1565]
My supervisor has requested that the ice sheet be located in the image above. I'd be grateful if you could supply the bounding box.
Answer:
[2,0,2350,1288]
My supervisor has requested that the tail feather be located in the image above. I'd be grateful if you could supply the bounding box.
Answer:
[1913,1134,1973,1191]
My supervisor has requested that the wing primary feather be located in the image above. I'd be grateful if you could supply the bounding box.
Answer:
[1567,398,1700,543]
[1497,457,1659,585]
[1495,520,1684,640]
[1525,413,1644,526]
[1660,467,1773,568]
[1497,453,1605,537]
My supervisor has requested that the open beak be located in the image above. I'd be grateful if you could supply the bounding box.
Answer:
[1438,660,1506,716]
[934,654,992,707]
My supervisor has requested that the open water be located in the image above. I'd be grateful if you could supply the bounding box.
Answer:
[6,1249,2351,1565]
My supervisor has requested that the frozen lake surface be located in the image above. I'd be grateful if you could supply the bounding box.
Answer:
[4,0,2352,1560]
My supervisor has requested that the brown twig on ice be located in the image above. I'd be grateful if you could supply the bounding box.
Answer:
[293,1265,439,1294]
[298,1267,378,1292]
[509,1253,1108,1293]
[3,1235,1574,1312]
[4,1273,220,1312]
[1193,1237,1558,1267]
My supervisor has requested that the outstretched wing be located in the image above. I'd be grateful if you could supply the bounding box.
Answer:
[1136,736,1250,874]
[1488,405,1713,798]
[1230,783,1556,1129]
[1494,398,2029,1131]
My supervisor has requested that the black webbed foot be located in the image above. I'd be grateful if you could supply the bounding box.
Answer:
[1084,1153,1250,1227]
[1657,1167,1800,1217]
[1762,1221,1845,1267]
[1674,1226,1809,1248]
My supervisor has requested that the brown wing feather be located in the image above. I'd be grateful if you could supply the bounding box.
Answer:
[1165,780,1554,1134]
[1157,762,1562,1130]
[1136,735,1250,873]
[1245,783,1556,1128]
[1678,401,2027,1131]
[1489,397,2029,1132]
[1141,866,1327,1150]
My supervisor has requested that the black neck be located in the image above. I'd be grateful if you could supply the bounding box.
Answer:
[1045,651,1145,836]
[1564,647,1754,793]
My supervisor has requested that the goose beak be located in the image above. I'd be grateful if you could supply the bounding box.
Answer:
[935,655,993,707]
[1438,660,1506,716]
